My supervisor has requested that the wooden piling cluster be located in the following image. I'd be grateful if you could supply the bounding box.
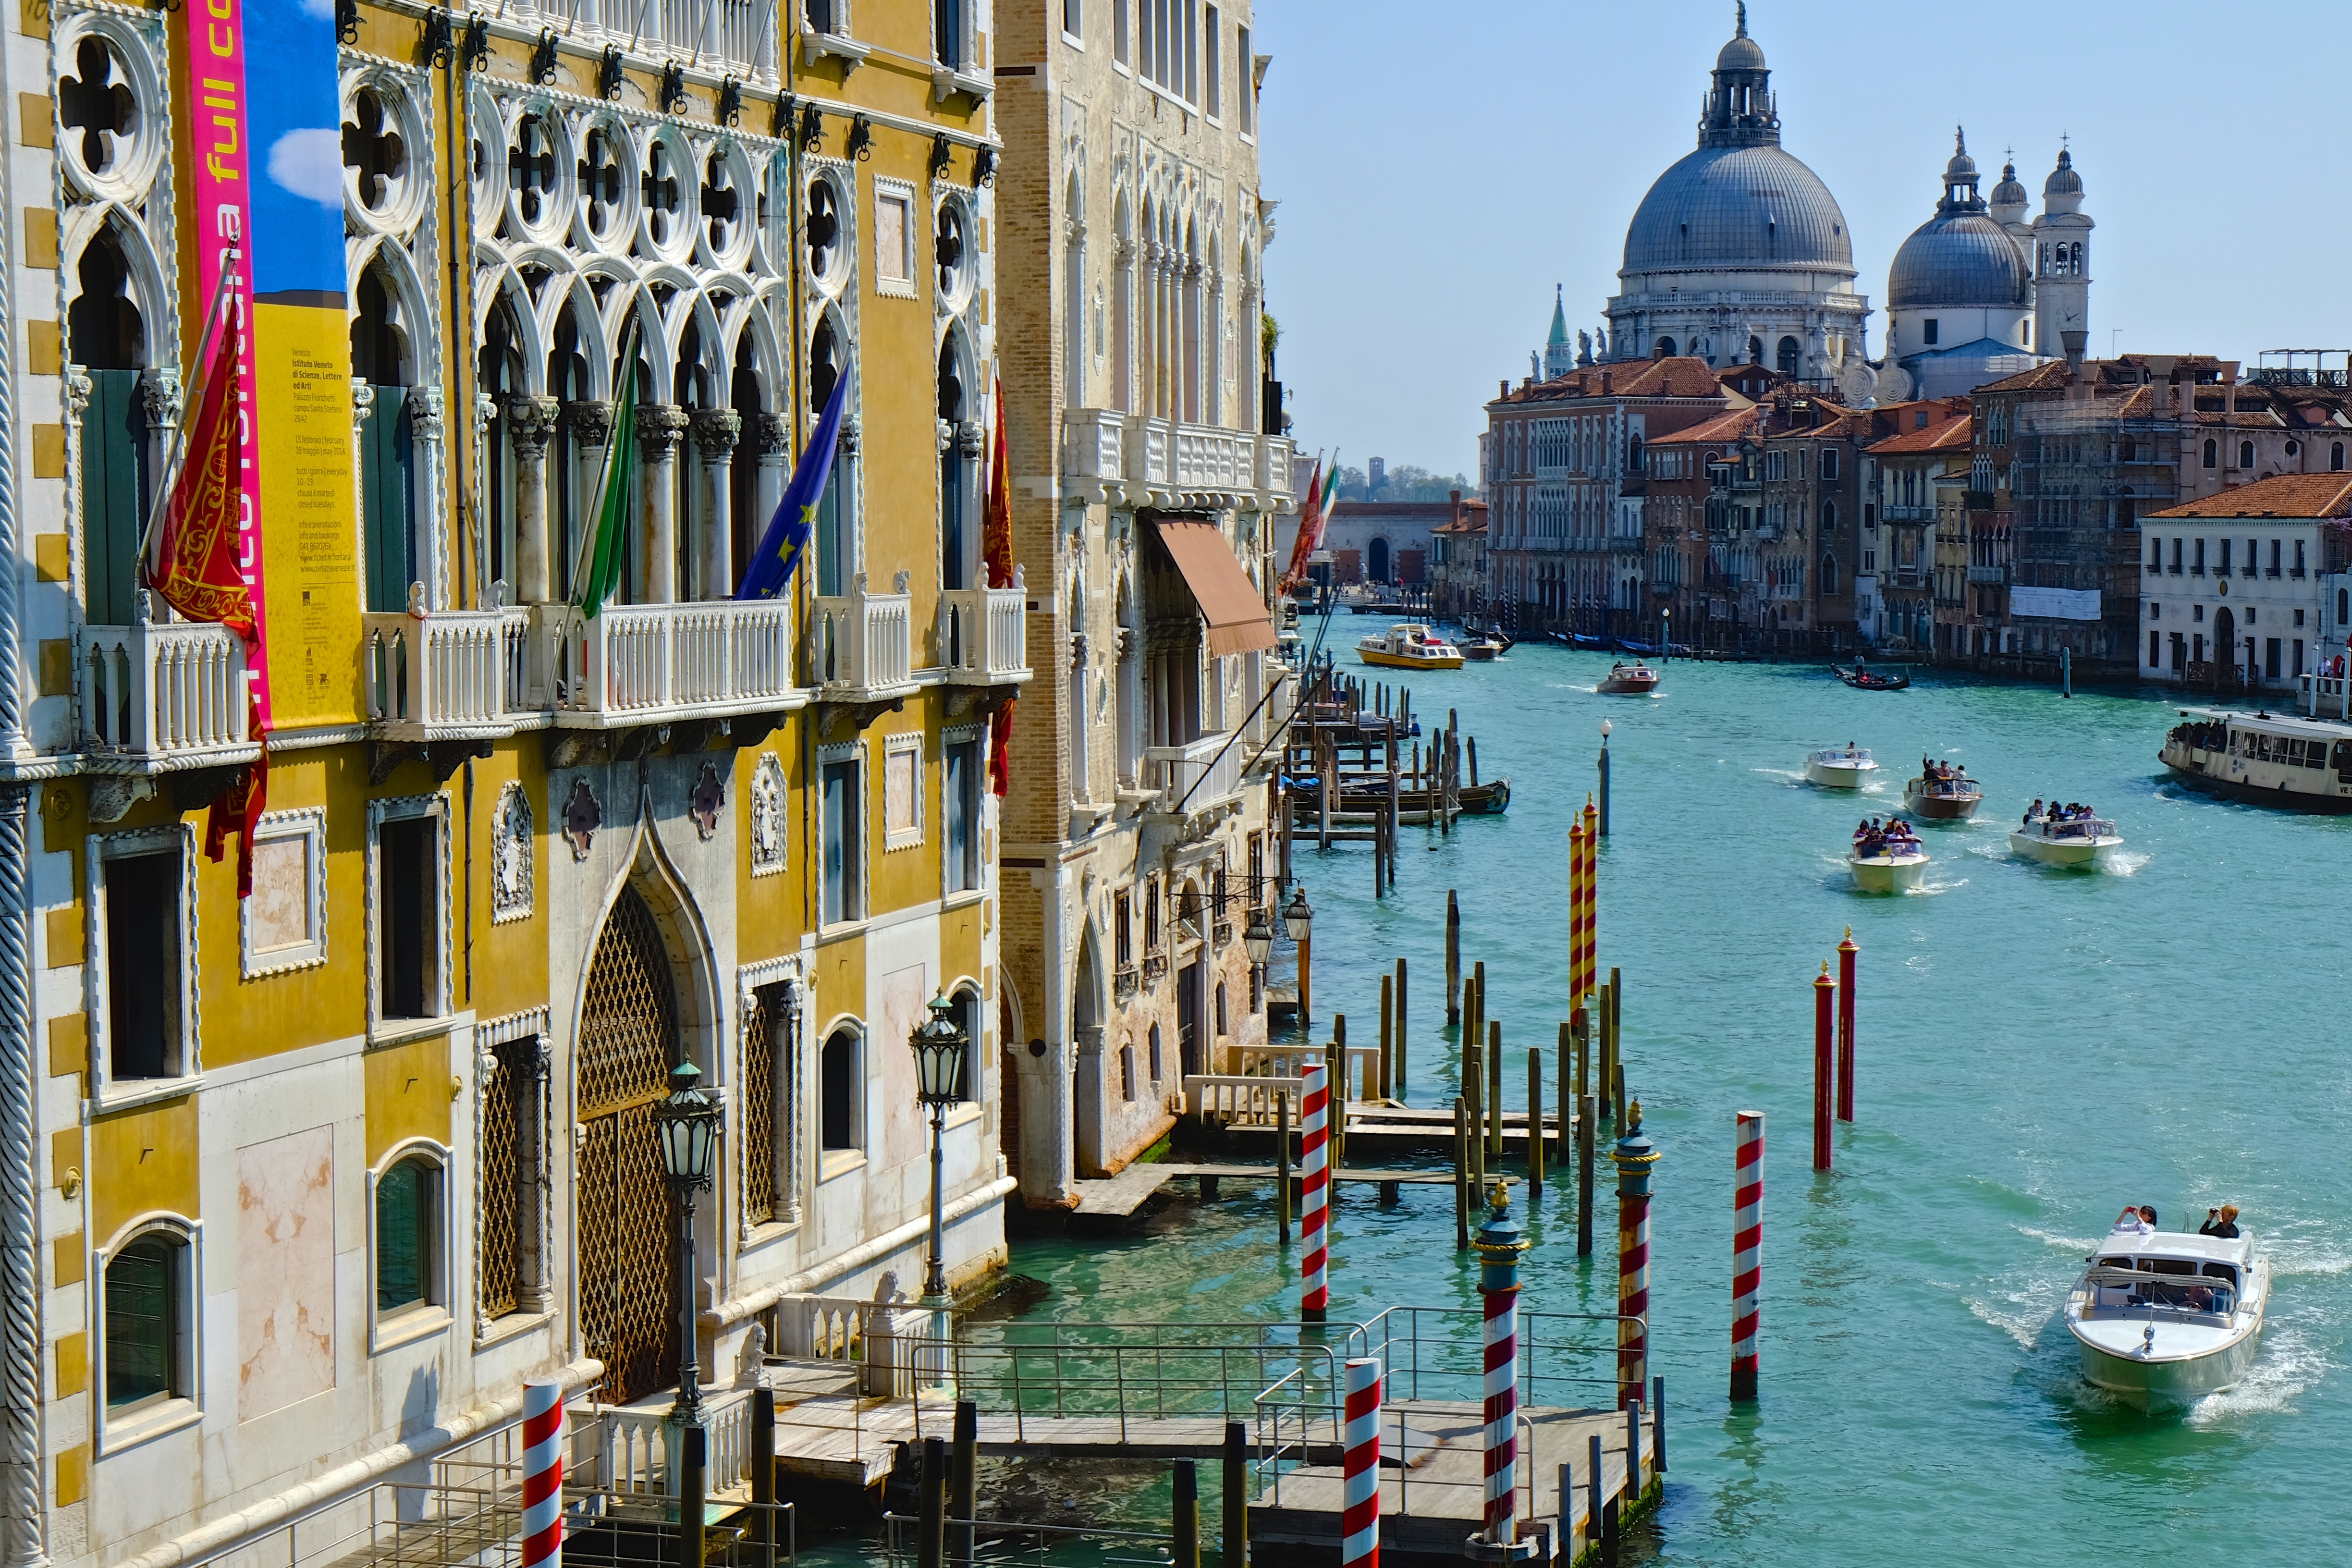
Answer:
[1284,664,1476,897]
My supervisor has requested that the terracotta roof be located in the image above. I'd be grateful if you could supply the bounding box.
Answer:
[2146,474,2352,519]
[1496,355,1729,405]
[1865,413,1973,455]
[1650,406,1759,446]
[1972,362,2075,394]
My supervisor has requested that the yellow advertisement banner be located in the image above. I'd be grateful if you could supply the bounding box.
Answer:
[254,301,360,726]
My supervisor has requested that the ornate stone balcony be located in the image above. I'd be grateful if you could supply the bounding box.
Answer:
[937,577,1031,688]
[75,617,257,772]
[810,573,918,709]
[363,606,533,742]
[538,597,799,729]
[1062,408,1297,514]
[1145,733,1246,816]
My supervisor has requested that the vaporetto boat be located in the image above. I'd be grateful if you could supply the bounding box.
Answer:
[2066,1230,2267,1412]
[2160,702,2352,812]
[1803,745,1878,788]
[2008,813,2122,866]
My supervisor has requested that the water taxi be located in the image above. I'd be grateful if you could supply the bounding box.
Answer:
[1596,660,1659,696]
[1803,745,1878,788]
[1847,842,1928,893]
[2008,812,2122,866]
[2066,1230,2267,1412]
[1902,771,1982,820]
[2159,703,2352,812]
[1459,631,1507,662]
[1356,624,1463,671]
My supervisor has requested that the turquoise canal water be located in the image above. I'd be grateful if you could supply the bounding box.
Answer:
[987,648,2352,1566]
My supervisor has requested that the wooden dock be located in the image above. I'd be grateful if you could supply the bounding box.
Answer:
[1072,1160,1520,1219]
[1251,1399,1659,1566]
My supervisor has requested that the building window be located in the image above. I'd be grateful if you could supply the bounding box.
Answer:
[2149,630,2160,667]
[476,1023,550,1326]
[740,981,791,1226]
[2218,539,2232,576]
[1203,4,1219,114]
[821,750,865,925]
[934,0,965,66]
[103,1226,193,1424]
[2193,539,2205,575]
[1114,890,1132,968]
[369,796,449,1029]
[89,829,195,1092]
[2334,442,2344,472]
[2171,537,2182,573]
[373,1149,446,1325]
[2238,440,2255,469]
[943,735,982,894]
[820,1027,861,1153]
[1119,1043,1136,1101]
[872,178,916,300]
[1922,319,1939,346]
[1235,24,1251,131]
[2148,536,2161,570]
[1063,0,1081,37]
[883,735,923,850]
[241,808,328,978]
[1113,0,1129,64]
[1821,447,1839,481]
[1147,1024,1163,1083]
[2203,439,2217,469]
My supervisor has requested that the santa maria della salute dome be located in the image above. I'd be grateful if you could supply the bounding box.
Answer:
[1600,6,1873,397]
[1563,5,2093,406]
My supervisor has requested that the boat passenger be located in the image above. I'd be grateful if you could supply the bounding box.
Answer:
[2113,1206,2150,1235]
[2139,1205,2158,1228]
[2200,1204,2241,1238]
[2024,798,2043,825]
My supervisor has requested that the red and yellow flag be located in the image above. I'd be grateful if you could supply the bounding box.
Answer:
[143,316,268,894]
[1282,456,1326,590]
[985,380,1017,797]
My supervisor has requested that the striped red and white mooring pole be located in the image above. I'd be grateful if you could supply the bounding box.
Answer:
[1615,1105,1658,1410]
[1812,962,1834,1172]
[1301,1060,1330,1321]
[1341,1357,1382,1568]
[520,1379,564,1568]
[1731,1112,1764,1401]
[1470,1183,1531,1553]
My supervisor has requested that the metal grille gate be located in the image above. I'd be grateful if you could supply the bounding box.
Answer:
[576,885,680,1405]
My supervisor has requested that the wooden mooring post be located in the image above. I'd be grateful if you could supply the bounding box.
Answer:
[1577,1093,1596,1257]
[1395,958,1408,1094]
[1379,974,1394,1102]
[1446,892,1461,1024]
[1486,1021,1504,1158]
[1453,1096,1471,1249]
[1222,1423,1248,1568]
[951,1401,977,1568]
[1527,1050,1544,1197]
[1276,1090,1292,1243]
[1464,1036,1485,1190]
[1172,1458,1200,1568]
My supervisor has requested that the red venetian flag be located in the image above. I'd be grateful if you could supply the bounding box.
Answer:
[984,380,1017,796]
[1282,456,1325,590]
[142,305,267,894]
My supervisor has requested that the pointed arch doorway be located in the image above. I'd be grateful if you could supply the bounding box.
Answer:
[576,884,682,1405]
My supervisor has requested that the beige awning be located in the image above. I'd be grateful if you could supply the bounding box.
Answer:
[1155,520,1277,657]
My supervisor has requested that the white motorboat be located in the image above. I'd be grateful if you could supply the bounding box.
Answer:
[1804,745,1879,788]
[2066,1230,2267,1411]
[1847,845,1929,893]
[2009,813,2122,866]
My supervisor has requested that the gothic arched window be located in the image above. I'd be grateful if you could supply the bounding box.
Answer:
[2203,439,2218,469]
[2238,440,2255,470]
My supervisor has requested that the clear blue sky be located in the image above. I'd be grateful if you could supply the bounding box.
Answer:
[1256,0,2352,481]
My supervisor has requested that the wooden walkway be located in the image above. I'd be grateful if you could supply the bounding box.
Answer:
[1252,1399,1658,1565]
[1072,1161,1518,1219]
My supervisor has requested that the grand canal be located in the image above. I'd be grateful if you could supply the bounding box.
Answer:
[991,646,2350,1566]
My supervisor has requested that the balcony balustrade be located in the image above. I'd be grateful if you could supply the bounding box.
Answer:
[809,574,916,701]
[363,608,532,740]
[1145,732,1244,813]
[937,581,1031,686]
[1062,409,1296,511]
[76,619,255,767]
[540,597,797,727]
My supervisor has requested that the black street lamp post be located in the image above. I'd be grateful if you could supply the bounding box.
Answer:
[909,991,970,1300]
[654,1059,722,1568]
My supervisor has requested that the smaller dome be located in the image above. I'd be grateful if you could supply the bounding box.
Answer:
[1717,33,1766,71]
[1990,160,2028,209]
[1887,213,2029,310]
[2044,148,2083,197]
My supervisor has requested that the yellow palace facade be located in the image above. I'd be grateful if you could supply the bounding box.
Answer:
[0,0,1026,1561]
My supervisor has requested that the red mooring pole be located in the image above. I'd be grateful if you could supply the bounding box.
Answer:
[1837,928,1858,1123]
[1812,963,1834,1172]
[1731,1113,1763,1401]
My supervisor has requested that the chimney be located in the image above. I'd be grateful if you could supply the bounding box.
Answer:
[1500,380,1509,400]
[2143,355,2177,416]
[1601,370,1614,395]
[2061,330,2087,372]
[2221,362,2241,418]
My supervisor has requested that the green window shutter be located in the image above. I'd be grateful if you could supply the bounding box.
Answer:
[81,369,147,625]
[363,384,413,613]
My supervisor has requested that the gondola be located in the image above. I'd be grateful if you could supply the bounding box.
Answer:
[1832,663,1910,691]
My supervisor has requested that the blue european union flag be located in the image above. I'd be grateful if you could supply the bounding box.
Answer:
[736,370,851,600]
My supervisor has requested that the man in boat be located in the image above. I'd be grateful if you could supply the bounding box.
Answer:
[2024,798,2043,825]
[2200,1205,2242,1238]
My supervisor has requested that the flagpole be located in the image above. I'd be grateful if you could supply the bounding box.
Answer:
[135,245,243,572]
[565,318,642,617]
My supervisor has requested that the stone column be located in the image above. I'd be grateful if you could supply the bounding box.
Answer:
[753,412,792,547]
[508,395,560,603]
[690,407,742,600]
[637,403,690,604]
[563,401,615,596]
[409,387,449,608]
